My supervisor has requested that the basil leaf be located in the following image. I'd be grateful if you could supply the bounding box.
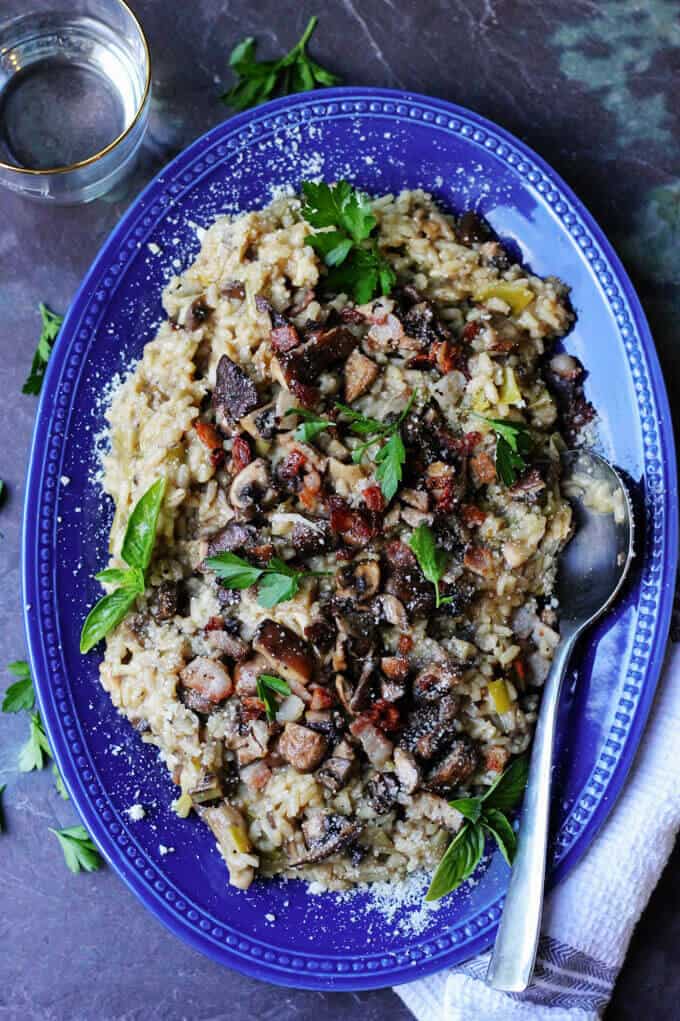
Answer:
[80,587,139,654]
[425,821,485,901]
[449,796,482,824]
[483,808,518,866]
[120,478,166,571]
[50,825,103,874]
[205,551,263,589]
[259,674,291,696]
[256,674,292,720]
[482,756,529,813]
[94,567,144,589]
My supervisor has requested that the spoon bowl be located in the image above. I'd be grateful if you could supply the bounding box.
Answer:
[487,449,634,992]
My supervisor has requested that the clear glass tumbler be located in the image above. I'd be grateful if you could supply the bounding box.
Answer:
[0,0,150,203]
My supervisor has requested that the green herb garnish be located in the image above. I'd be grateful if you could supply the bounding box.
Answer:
[18,713,52,772]
[408,523,453,608]
[49,825,103,874]
[474,414,532,486]
[2,660,35,713]
[426,757,529,901]
[294,408,333,443]
[301,180,396,304]
[23,303,63,396]
[53,765,69,800]
[221,16,340,112]
[256,674,292,721]
[336,390,416,502]
[80,478,166,653]
[206,552,330,609]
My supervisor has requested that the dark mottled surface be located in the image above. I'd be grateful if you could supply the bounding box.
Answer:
[1,1,678,1019]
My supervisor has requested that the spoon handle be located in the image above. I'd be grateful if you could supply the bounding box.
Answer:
[486,627,579,992]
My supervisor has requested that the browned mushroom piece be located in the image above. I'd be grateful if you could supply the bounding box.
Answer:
[412,662,461,702]
[202,522,260,561]
[384,540,435,618]
[206,629,248,660]
[185,296,214,332]
[253,620,317,687]
[189,773,224,806]
[344,348,379,403]
[229,458,277,514]
[335,559,381,602]
[366,772,400,814]
[509,468,547,503]
[278,722,328,773]
[213,354,260,428]
[180,656,233,704]
[316,740,357,793]
[291,520,333,558]
[425,736,479,793]
[393,747,421,794]
[233,718,270,766]
[289,813,362,866]
[221,280,246,301]
[148,581,179,622]
[399,694,461,761]
[276,326,358,406]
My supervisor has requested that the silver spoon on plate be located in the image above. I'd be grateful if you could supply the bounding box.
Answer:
[486,449,635,992]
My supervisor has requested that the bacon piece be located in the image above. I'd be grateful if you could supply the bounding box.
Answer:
[362,485,385,512]
[460,503,486,527]
[195,421,223,450]
[470,451,497,485]
[271,323,301,353]
[231,435,252,474]
[328,496,381,548]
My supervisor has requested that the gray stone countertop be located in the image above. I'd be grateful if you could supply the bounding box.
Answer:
[1,1,678,1018]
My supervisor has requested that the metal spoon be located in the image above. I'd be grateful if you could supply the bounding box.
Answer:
[486,450,634,992]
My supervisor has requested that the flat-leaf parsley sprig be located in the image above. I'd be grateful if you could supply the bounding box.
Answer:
[49,825,103,874]
[221,16,340,112]
[408,523,454,608]
[206,552,331,609]
[23,303,63,396]
[336,390,417,502]
[80,478,166,653]
[256,674,292,721]
[474,414,532,486]
[301,180,396,304]
[426,757,529,901]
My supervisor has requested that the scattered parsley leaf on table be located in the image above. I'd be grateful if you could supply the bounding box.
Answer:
[50,825,103,874]
[18,713,52,772]
[206,551,330,608]
[2,660,35,713]
[23,303,63,396]
[474,414,532,486]
[426,757,529,901]
[301,180,396,304]
[53,765,69,801]
[256,674,292,721]
[221,16,340,112]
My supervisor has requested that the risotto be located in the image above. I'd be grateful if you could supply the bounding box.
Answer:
[96,187,590,891]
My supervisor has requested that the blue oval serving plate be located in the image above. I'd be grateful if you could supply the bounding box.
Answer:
[23,88,677,990]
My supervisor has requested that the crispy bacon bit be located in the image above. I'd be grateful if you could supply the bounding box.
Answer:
[231,435,252,474]
[463,544,495,577]
[433,339,466,375]
[380,656,409,682]
[328,496,381,548]
[363,699,401,733]
[205,615,224,632]
[459,430,482,454]
[278,449,307,484]
[460,503,487,527]
[483,745,511,774]
[470,451,497,485]
[194,421,223,451]
[222,280,246,301]
[349,717,394,767]
[398,634,414,655]
[310,686,335,711]
[363,485,385,512]
[462,320,482,343]
[241,696,266,720]
[271,323,301,353]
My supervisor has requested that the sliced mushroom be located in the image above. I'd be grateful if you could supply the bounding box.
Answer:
[335,559,381,602]
[289,812,362,866]
[384,540,435,619]
[316,742,357,793]
[344,348,379,403]
[253,620,316,687]
[229,458,276,513]
[240,401,278,441]
[413,662,461,702]
[197,803,256,890]
[425,736,479,793]
[375,594,410,631]
[232,718,270,766]
[180,656,233,704]
[202,522,259,561]
[399,694,461,761]
[278,722,328,773]
[148,581,179,622]
[185,296,214,332]
[213,354,259,428]
[366,772,400,814]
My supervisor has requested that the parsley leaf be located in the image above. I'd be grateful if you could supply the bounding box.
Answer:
[206,551,330,608]
[408,523,449,607]
[53,765,69,800]
[81,479,166,654]
[50,825,103,874]
[221,16,340,111]
[18,713,52,772]
[3,660,35,713]
[301,180,396,303]
[256,673,292,720]
[474,414,532,486]
[23,303,63,396]
[336,390,416,502]
[426,757,528,901]
[0,783,5,832]
[294,408,332,443]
